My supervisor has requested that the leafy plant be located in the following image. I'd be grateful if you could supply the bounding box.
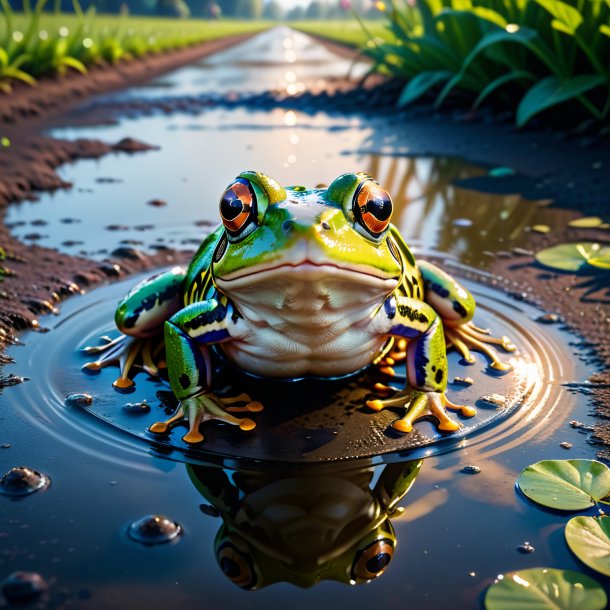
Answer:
[517,458,610,510]
[484,568,607,610]
[0,2,270,90]
[535,242,610,272]
[363,0,610,127]
[565,515,610,576]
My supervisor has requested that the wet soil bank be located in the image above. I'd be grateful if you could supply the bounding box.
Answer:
[0,35,267,353]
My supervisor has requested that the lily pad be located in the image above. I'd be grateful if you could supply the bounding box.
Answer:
[565,515,610,576]
[535,242,610,272]
[485,568,607,610]
[531,224,551,234]
[517,459,610,510]
[568,216,604,228]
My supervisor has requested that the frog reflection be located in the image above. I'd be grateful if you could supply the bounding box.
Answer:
[187,459,422,589]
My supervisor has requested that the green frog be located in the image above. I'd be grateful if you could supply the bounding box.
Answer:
[84,171,514,444]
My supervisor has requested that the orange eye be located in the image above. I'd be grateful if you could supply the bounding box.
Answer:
[351,538,394,582]
[353,181,393,237]
[217,542,257,589]
[219,178,256,236]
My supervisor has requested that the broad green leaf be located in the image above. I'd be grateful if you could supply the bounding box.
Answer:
[397,71,452,106]
[517,76,605,127]
[471,6,507,27]
[568,216,603,228]
[473,71,536,109]
[552,18,576,35]
[600,24,610,37]
[536,0,583,31]
[536,242,610,271]
[485,568,607,610]
[59,56,87,74]
[517,459,610,510]
[565,515,610,576]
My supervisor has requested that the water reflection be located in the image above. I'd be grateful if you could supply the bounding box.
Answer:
[187,459,422,589]
[7,109,566,265]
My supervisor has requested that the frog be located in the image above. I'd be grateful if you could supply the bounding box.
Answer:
[187,458,422,589]
[84,170,515,444]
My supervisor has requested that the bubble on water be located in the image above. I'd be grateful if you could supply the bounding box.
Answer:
[461,465,481,475]
[65,393,93,407]
[1,571,47,603]
[0,466,50,497]
[128,515,182,545]
[517,542,535,554]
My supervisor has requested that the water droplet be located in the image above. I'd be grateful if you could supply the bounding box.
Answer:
[461,465,481,475]
[0,467,50,497]
[452,218,473,227]
[517,542,535,554]
[65,393,93,407]
[128,515,182,545]
[1,571,47,603]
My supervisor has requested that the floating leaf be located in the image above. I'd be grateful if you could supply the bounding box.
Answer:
[489,167,515,177]
[535,242,607,272]
[565,515,610,576]
[531,224,551,234]
[517,459,610,510]
[485,568,607,610]
[568,217,603,228]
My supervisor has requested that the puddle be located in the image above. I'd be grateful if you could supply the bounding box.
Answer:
[0,26,606,610]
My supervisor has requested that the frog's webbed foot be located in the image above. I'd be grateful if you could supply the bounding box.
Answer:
[445,321,516,373]
[367,389,476,434]
[149,392,263,444]
[82,334,165,391]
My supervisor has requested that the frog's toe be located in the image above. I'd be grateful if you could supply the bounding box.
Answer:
[149,405,186,436]
[445,322,514,373]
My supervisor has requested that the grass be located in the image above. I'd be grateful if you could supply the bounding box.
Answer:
[0,1,270,92]
[362,0,610,128]
[290,19,395,49]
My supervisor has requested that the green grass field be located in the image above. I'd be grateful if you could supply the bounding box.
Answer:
[0,4,270,91]
[290,20,395,49]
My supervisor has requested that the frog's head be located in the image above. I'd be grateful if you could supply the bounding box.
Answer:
[212,171,403,305]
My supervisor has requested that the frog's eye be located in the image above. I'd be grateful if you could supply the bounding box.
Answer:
[217,542,258,590]
[219,178,257,237]
[353,181,393,238]
[351,538,394,582]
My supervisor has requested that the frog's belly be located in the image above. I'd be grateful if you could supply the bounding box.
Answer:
[220,323,386,379]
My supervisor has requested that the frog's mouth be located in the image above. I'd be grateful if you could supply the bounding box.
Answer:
[215,261,399,291]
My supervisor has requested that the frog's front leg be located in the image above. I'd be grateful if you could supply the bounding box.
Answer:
[369,298,475,433]
[148,299,259,444]
[418,260,515,372]
[83,267,186,389]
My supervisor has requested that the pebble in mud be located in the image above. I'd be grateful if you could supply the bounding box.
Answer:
[64,393,93,407]
[0,466,50,497]
[123,400,150,414]
[1,571,47,603]
[453,376,474,386]
[128,515,182,545]
[517,542,535,554]
[560,442,573,449]
[147,199,167,207]
[536,313,562,324]
[461,465,481,475]
[478,394,508,408]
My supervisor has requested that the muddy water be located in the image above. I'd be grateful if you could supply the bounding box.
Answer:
[0,27,606,610]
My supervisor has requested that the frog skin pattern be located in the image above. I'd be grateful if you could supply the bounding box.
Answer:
[84,171,515,444]
[187,459,422,589]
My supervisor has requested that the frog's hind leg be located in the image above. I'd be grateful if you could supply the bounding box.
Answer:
[418,260,515,372]
[82,267,185,389]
